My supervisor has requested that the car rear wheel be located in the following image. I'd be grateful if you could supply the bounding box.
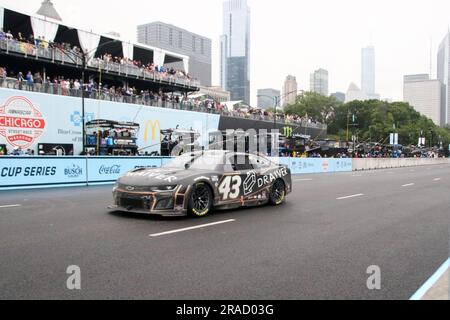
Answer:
[269,179,286,206]
[188,183,213,217]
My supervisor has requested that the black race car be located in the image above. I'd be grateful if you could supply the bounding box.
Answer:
[109,151,292,217]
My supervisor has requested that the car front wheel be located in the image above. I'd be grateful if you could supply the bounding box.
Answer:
[188,183,213,217]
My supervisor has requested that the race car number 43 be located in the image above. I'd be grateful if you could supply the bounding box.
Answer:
[219,176,242,200]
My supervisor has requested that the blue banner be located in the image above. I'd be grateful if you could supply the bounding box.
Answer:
[285,158,353,174]
[0,157,87,188]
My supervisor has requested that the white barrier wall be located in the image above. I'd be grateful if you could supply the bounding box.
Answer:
[353,158,450,171]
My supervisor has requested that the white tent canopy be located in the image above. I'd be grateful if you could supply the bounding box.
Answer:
[122,41,134,60]
[30,16,59,42]
[183,58,189,74]
[153,50,166,67]
[77,30,101,57]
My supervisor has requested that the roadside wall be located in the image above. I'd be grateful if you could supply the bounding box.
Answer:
[353,158,450,171]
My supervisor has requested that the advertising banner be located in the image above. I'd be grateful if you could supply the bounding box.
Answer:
[287,158,353,174]
[0,157,87,189]
[0,88,220,155]
[86,157,166,183]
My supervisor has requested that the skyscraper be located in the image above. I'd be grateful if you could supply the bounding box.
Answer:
[137,22,212,86]
[362,46,376,95]
[220,0,251,104]
[403,74,442,126]
[282,75,298,107]
[310,69,329,96]
[437,31,450,126]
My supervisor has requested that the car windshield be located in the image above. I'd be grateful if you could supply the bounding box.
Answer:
[163,152,224,171]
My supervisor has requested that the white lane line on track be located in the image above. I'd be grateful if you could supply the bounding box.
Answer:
[0,204,21,209]
[336,194,364,200]
[433,178,442,181]
[351,174,362,177]
[294,178,313,182]
[410,258,450,300]
[402,183,415,187]
[149,219,236,237]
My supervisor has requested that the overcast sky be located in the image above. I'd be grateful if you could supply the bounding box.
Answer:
[2,0,450,105]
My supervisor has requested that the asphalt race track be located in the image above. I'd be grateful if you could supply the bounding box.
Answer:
[0,164,449,300]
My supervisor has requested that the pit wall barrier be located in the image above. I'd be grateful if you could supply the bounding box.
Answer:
[270,158,353,174]
[352,158,450,171]
[0,157,448,191]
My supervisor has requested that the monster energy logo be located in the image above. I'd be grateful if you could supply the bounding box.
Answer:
[283,126,293,138]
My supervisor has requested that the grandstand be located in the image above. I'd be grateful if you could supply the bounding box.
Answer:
[0,5,198,95]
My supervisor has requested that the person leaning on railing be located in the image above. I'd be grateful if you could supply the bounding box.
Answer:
[0,67,6,87]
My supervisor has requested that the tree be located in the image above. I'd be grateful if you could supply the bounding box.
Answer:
[284,91,341,125]
[286,97,450,147]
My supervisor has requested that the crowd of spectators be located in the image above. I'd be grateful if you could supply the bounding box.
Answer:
[97,53,193,82]
[1,66,322,127]
[0,28,195,83]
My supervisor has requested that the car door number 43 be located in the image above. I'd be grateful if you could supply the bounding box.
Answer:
[219,176,242,200]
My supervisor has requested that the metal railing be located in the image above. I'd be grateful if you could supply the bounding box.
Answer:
[0,78,327,129]
[0,38,200,88]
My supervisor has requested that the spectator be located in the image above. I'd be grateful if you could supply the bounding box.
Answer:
[17,72,25,90]
[5,30,13,40]
[26,71,34,91]
[0,67,6,87]
[34,72,43,91]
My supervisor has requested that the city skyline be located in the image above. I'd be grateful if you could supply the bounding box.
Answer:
[1,0,449,106]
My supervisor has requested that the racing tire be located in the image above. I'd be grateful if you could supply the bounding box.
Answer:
[188,183,213,217]
[269,179,286,206]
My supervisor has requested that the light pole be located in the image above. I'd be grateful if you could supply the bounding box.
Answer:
[76,41,119,154]
[59,39,120,154]
[257,89,305,132]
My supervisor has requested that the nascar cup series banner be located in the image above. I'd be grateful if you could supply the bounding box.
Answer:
[0,88,220,155]
[0,157,87,188]
[0,157,171,189]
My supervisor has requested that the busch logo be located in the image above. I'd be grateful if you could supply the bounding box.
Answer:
[64,165,83,179]
[99,165,121,175]
[0,96,46,149]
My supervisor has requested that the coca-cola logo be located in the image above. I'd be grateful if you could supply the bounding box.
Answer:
[0,96,46,149]
[322,160,329,172]
[99,165,121,175]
